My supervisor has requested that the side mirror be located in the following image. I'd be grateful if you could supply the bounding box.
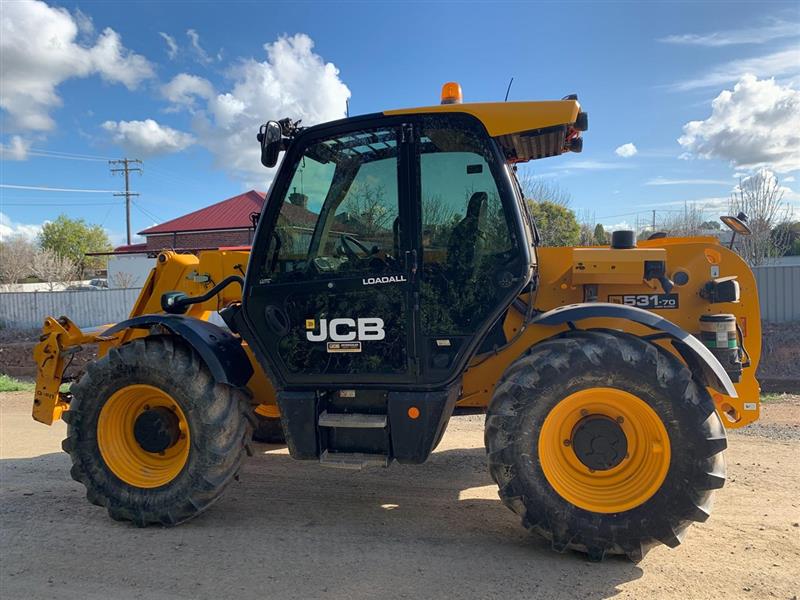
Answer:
[257,121,282,168]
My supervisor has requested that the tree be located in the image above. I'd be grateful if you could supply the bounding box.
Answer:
[528,200,580,247]
[593,223,608,245]
[771,221,800,256]
[0,235,36,288]
[700,220,721,230]
[658,204,706,237]
[517,171,572,206]
[32,248,78,291]
[729,170,790,266]
[578,223,595,246]
[38,215,112,277]
[110,271,140,288]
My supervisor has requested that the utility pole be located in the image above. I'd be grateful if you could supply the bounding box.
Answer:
[652,209,656,232]
[109,158,143,245]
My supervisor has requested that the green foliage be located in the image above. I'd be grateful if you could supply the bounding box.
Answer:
[593,223,608,245]
[38,215,112,276]
[772,221,800,255]
[528,200,580,247]
[0,374,34,392]
[700,220,721,230]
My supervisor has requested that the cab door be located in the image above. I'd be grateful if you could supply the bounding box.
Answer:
[410,114,530,384]
[243,121,417,388]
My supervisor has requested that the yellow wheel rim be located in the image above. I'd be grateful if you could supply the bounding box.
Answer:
[97,384,190,488]
[538,387,671,514]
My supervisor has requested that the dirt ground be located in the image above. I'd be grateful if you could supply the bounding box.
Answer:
[1,392,798,600]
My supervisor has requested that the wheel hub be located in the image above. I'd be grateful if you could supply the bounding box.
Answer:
[133,407,181,453]
[571,416,628,471]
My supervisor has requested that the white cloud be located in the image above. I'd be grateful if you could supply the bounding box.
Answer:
[0,0,154,131]
[0,211,43,241]
[784,175,796,182]
[667,48,799,92]
[0,136,31,160]
[159,32,178,60]
[162,73,214,109]
[186,29,212,65]
[645,177,731,186]
[678,75,800,173]
[548,160,634,172]
[615,143,638,158]
[102,119,195,157]
[659,19,800,47]
[171,33,351,180]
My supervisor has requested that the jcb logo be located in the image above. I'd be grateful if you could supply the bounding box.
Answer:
[306,318,386,342]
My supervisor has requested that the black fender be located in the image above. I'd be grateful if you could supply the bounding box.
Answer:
[103,315,253,388]
[531,302,737,398]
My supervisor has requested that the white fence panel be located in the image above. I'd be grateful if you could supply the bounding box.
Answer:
[752,265,800,323]
[0,288,143,329]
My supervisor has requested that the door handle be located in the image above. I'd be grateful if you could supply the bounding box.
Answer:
[264,305,290,336]
[404,249,418,278]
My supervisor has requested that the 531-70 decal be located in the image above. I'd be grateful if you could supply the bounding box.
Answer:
[608,294,679,309]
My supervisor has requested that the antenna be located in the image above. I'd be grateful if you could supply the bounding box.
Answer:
[504,77,514,102]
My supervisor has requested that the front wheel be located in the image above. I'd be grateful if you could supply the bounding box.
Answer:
[485,330,727,561]
[63,336,252,526]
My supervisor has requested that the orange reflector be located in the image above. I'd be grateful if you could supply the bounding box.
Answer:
[407,406,420,419]
[441,82,463,105]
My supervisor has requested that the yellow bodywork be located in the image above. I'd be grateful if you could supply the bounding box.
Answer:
[385,100,580,137]
[33,235,761,429]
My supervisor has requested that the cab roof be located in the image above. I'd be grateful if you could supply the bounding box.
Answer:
[385,100,582,162]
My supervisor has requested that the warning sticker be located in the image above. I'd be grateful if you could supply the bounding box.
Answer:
[326,341,362,353]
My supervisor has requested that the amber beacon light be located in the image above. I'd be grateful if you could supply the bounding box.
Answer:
[440,81,463,104]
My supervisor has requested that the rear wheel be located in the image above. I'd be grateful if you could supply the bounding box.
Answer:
[63,336,252,525]
[485,330,727,561]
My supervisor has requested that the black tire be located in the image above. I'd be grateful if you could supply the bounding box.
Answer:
[485,330,727,561]
[62,335,253,526]
[252,414,286,444]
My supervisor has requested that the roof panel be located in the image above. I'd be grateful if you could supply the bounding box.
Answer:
[138,190,267,235]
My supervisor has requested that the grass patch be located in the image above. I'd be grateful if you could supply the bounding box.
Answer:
[0,374,35,392]
[761,392,796,403]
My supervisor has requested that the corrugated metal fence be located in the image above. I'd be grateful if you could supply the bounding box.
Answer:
[0,266,797,328]
[752,265,800,323]
[0,288,143,329]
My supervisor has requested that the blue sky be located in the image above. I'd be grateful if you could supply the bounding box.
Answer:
[1,0,799,245]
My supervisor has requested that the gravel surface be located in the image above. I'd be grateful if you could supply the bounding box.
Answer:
[2,391,799,600]
[735,394,800,441]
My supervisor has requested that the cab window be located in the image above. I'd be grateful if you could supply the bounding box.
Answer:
[263,127,400,283]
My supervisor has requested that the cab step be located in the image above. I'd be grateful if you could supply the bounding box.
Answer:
[318,410,387,429]
[319,450,389,470]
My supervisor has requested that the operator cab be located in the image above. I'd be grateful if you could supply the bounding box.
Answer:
[243,85,585,392]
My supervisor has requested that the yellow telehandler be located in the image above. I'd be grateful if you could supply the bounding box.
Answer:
[33,83,761,561]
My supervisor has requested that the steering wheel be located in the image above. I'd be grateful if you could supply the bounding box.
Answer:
[339,235,371,261]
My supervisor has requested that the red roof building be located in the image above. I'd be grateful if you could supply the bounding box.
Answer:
[138,190,267,252]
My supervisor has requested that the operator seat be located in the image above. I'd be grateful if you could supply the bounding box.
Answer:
[447,191,488,282]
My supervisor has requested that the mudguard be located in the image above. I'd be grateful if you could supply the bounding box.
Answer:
[531,302,738,398]
[103,315,253,387]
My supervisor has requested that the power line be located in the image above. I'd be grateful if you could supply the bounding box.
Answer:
[29,148,114,161]
[132,199,163,224]
[0,183,122,193]
[109,158,143,245]
[2,202,119,206]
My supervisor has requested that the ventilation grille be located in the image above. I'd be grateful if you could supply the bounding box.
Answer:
[496,125,568,163]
